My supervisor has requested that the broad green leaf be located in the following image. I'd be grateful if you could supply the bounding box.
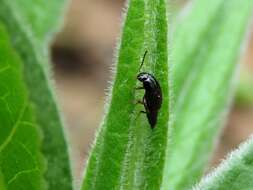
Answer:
[82,0,170,189]
[0,1,73,189]
[162,0,253,189]
[0,23,45,190]
[193,136,253,190]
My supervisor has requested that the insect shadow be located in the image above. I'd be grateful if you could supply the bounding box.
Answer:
[136,51,162,129]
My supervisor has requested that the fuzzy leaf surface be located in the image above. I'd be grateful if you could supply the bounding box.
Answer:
[193,136,253,190]
[82,0,170,189]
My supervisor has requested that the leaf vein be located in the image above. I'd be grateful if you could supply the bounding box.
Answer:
[7,168,39,185]
[0,101,28,153]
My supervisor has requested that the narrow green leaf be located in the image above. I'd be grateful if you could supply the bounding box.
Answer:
[162,1,253,189]
[193,137,253,190]
[82,0,170,189]
[0,1,73,189]
[0,23,45,190]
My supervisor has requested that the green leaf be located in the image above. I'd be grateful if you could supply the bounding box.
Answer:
[193,137,253,190]
[0,1,73,189]
[81,0,170,189]
[0,23,45,190]
[162,0,253,189]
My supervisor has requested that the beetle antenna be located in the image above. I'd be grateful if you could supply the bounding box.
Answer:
[139,50,148,72]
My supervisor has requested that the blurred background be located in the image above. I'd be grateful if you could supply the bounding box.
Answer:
[50,0,253,186]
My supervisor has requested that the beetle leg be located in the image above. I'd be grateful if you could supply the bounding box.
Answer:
[140,111,146,114]
[135,100,144,105]
[135,86,144,90]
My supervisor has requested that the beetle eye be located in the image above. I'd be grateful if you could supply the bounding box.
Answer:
[142,76,147,80]
[137,75,146,81]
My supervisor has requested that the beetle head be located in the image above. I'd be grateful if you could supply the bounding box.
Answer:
[137,72,150,82]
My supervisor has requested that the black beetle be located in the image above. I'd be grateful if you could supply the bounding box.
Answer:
[136,51,162,129]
